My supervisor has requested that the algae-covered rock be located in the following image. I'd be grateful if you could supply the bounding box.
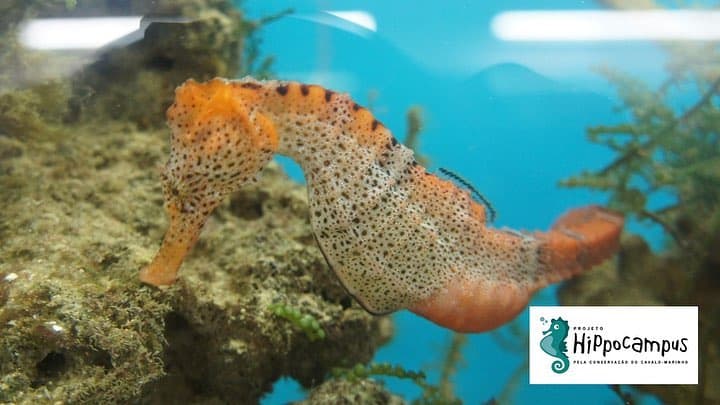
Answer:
[69,0,246,128]
[299,379,405,405]
[1,1,393,402]
[0,81,71,138]
[0,123,172,403]
[0,120,391,403]
[1,0,246,127]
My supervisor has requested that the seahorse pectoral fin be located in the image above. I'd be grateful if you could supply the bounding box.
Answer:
[536,205,624,285]
[540,336,556,355]
[139,203,206,286]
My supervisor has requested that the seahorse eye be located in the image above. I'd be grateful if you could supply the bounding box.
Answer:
[554,324,559,330]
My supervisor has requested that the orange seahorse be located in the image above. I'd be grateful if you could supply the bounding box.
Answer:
[140,77,624,333]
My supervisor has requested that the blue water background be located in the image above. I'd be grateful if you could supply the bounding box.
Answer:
[239,1,679,403]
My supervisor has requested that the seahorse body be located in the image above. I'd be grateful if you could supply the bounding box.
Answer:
[540,318,570,373]
[140,77,624,333]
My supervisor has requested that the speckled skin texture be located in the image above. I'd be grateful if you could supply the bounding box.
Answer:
[142,77,624,332]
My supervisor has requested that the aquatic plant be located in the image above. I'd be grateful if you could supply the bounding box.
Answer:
[331,362,425,384]
[436,333,467,402]
[239,7,294,79]
[561,64,720,246]
[403,105,431,166]
[268,302,326,341]
[326,328,470,404]
[330,362,461,405]
[564,0,720,250]
[559,3,720,402]
[299,378,405,404]
[491,316,529,404]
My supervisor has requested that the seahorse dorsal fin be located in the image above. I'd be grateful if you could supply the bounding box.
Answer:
[438,167,496,223]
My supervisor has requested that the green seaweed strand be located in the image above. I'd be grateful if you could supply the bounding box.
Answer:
[330,362,461,405]
[268,303,326,341]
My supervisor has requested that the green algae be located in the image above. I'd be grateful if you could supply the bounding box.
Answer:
[327,335,469,405]
[0,81,71,139]
[0,122,173,403]
[269,303,327,342]
[330,363,440,404]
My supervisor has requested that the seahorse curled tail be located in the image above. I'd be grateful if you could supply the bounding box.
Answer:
[552,356,570,374]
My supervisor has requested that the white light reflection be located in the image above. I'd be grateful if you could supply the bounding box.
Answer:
[20,17,143,50]
[296,10,377,37]
[325,11,377,32]
[492,10,720,41]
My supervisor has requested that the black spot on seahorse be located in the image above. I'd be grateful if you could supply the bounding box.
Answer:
[324,89,335,102]
[276,85,288,95]
[390,136,398,146]
[371,119,380,130]
[352,103,362,111]
[300,85,309,96]
[241,82,261,89]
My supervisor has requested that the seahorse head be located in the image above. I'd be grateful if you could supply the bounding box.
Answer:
[544,317,570,340]
[140,78,278,286]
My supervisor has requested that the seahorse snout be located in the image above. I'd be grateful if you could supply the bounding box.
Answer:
[139,201,206,286]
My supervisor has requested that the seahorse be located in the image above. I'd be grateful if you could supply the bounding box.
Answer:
[139,77,624,333]
[540,318,570,373]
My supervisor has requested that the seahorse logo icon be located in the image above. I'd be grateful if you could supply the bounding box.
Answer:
[539,317,570,374]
